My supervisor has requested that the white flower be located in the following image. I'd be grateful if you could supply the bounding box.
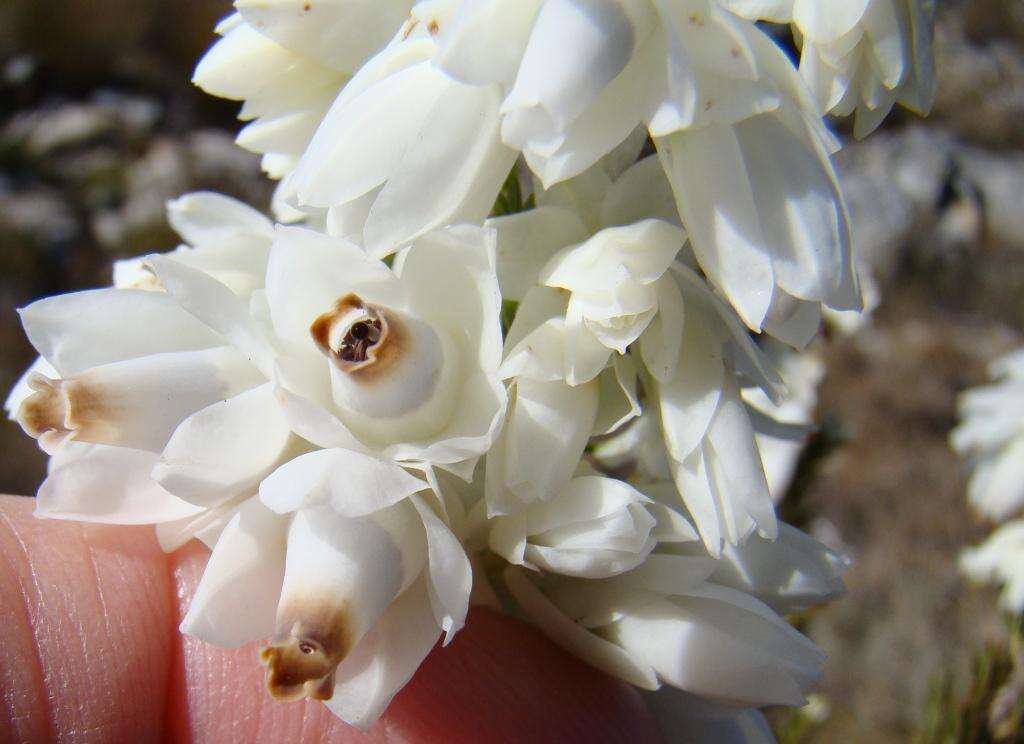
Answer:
[667,520,850,614]
[488,474,697,579]
[9,195,502,725]
[645,688,775,744]
[435,0,863,332]
[505,556,826,706]
[951,348,1024,522]
[193,1,413,181]
[112,192,275,297]
[959,520,1024,614]
[489,158,786,554]
[724,0,937,137]
[653,23,861,335]
[283,10,517,253]
[180,454,471,727]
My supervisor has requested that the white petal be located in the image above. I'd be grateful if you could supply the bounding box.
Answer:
[167,191,274,248]
[153,383,294,507]
[18,347,263,453]
[36,444,204,524]
[656,129,775,330]
[639,274,685,383]
[20,289,221,376]
[324,575,440,730]
[276,502,427,658]
[259,448,429,515]
[236,0,412,72]
[5,357,56,419]
[496,378,599,506]
[593,353,641,435]
[179,498,287,647]
[658,314,723,461]
[710,522,849,614]
[364,82,516,257]
[147,255,277,378]
[411,495,471,643]
[501,0,651,146]
[487,206,589,302]
[292,60,450,208]
[435,0,542,87]
[504,567,658,689]
[265,225,403,353]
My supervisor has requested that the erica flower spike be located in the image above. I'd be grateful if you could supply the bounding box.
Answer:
[6,0,936,737]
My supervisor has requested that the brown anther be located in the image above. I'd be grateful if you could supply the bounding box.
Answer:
[339,317,383,364]
[259,605,352,703]
[16,377,68,440]
[310,293,407,379]
[427,19,439,35]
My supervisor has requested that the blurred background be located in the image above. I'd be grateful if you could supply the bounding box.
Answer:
[1,1,1023,741]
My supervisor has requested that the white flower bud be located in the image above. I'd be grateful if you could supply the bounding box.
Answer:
[489,475,658,579]
[310,293,461,444]
[260,501,427,702]
[16,347,264,454]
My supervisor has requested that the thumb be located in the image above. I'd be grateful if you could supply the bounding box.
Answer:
[0,495,663,743]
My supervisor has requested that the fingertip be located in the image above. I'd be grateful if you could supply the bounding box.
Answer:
[170,541,660,743]
[0,495,176,741]
[387,607,664,744]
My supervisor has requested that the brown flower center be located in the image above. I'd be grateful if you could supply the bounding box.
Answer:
[339,317,382,363]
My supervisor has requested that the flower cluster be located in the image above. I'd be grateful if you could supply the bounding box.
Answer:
[953,349,1024,613]
[8,0,935,737]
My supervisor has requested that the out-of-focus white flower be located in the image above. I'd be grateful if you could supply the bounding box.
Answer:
[112,192,275,297]
[743,338,824,502]
[644,688,776,744]
[723,0,937,137]
[193,2,413,183]
[951,349,1024,522]
[667,520,850,614]
[505,556,826,706]
[960,520,1024,613]
[488,474,697,578]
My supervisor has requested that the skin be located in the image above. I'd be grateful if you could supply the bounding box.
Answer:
[0,495,663,743]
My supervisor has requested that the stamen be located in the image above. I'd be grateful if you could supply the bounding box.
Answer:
[310,293,392,373]
[339,318,383,363]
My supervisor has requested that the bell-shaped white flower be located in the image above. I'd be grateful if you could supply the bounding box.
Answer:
[490,156,785,553]
[724,0,937,137]
[283,9,517,254]
[505,555,826,706]
[433,0,863,333]
[180,449,471,728]
[959,520,1024,614]
[193,1,413,183]
[10,197,290,542]
[668,519,849,614]
[488,474,697,579]
[264,223,506,469]
[950,348,1024,522]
